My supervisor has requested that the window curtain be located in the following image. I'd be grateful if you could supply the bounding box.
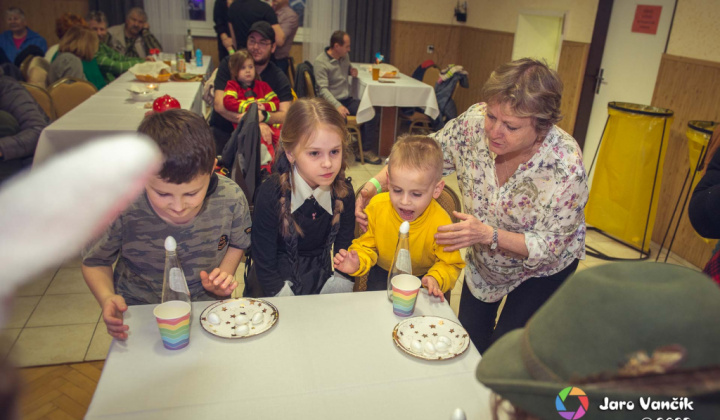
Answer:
[302,0,348,63]
[346,0,391,64]
[144,0,189,54]
[88,0,145,27]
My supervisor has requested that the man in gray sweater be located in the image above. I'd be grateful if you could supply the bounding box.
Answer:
[314,31,381,164]
[0,69,49,183]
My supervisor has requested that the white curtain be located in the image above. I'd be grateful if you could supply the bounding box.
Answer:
[144,0,189,54]
[303,0,348,63]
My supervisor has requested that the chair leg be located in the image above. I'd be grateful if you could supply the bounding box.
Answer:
[353,128,364,164]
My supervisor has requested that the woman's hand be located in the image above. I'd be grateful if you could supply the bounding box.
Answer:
[354,185,375,232]
[435,211,493,252]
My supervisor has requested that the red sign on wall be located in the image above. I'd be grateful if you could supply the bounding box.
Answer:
[632,5,662,35]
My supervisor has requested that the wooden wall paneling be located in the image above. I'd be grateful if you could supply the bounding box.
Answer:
[556,41,590,136]
[5,0,89,46]
[194,37,219,69]
[390,20,461,76]
[650,54,720,267]
[455,27,514,113]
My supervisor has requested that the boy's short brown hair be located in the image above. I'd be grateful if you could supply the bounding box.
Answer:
[137,109,216,183]
[387,135,443,182]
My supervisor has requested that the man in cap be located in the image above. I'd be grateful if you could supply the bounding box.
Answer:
[210,21,293,153]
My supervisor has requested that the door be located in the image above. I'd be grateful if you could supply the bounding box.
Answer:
[582,0,676,179]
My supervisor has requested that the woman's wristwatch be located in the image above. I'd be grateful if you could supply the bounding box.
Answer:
[490,226,498,250]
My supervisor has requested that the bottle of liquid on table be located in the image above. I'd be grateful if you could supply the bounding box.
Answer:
[184,29,194,62]
[386,221,412,301]
[162,236,192,310]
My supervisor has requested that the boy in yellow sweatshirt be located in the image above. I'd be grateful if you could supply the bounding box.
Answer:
[334,135,465,300]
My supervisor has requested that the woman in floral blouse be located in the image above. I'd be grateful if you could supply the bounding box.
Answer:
[356,58,588,353]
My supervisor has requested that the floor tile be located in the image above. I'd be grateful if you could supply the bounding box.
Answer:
[8,324,95,367]
[0,328,21,359]
[588,240,646,260]
[62,254,83,268]
[46,268,92,295]
[26,294,101,328]
[5,296,41,329]
[85,321,112,361]
[15,268,58,297]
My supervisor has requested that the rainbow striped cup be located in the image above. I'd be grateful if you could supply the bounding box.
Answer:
[391,274,422,317]
[153,300,191,350]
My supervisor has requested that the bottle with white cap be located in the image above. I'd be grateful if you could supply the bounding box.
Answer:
[386,221,412,301]
[162,236,192,308]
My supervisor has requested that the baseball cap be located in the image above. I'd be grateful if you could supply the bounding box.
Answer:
[248,21,275,44]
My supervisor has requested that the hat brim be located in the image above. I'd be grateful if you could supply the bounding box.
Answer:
[476,329,720,420]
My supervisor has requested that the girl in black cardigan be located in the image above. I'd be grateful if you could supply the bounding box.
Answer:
[246,98,355,297]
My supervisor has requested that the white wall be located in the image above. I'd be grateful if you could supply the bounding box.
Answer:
[392,0,598,43]
[666,0,720,63]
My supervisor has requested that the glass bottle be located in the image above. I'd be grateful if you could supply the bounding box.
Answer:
[184,29,193,61]
[162,236,192,308]
[387,221,412,301]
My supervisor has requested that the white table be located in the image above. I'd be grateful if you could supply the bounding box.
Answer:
[352,64,439,156]
[86,291,492,419]
[32,57,213,166]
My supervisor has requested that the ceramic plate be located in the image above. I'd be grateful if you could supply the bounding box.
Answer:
[200,298,279,339]
[392,316,470,361]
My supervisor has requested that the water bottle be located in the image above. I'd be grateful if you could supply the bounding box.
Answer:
[184,29,193,62]
[162,236,192,308]
[195,49,203,67]
[387,221,412,301]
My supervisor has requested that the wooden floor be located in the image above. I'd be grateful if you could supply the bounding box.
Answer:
[18,361,103,420]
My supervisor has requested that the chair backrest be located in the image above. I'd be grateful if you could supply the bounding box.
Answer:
[303,71,316,98]
[48,78,97,118]
[286,56,296,89]
[422,66,441,87]
[21,82,56,121]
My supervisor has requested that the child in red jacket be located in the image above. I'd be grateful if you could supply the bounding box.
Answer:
[223,49,280,172]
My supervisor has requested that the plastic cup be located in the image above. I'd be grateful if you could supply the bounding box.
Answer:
[391,274,422,317]
[372,66,380,81]
[153,300,191,350]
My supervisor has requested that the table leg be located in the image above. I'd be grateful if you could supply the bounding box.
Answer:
[378,106,398,157]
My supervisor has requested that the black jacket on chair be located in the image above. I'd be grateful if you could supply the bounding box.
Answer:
[219,102,261,205]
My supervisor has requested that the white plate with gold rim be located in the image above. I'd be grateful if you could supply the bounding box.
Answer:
[200,298,278,339]
[392,316,470,361]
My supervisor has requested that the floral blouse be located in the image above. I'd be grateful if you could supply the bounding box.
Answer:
[432,103,588,302]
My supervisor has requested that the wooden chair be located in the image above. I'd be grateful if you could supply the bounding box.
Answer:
[352,185,462,303]
[304,71,364,163]
[399,65,441,134]
[21,82,56,121]
[48,78,97,118]
[286,56,296,90]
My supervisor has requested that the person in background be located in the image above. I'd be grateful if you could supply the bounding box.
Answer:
[314,30,381,164]
[45,13,86,62]
[213,0,235,62]
[87,11,144,82]
[107,7,162,59]
[270,0,298,76]
[356,58,588,354]
[227,0,284,51]
[0,68,49,184]
[688,128,720,285]
[48,25,106,90]
[210,21,293,153]
[0,7,47,66]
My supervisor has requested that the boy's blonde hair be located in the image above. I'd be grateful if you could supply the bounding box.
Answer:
[387,135,443,182]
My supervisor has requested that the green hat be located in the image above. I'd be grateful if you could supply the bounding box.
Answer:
[476,262,720,420]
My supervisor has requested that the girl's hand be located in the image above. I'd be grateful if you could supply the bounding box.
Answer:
[435,211,493,252]
[422,276,444,302]
[333,249,360,274]
[201,268,238,296]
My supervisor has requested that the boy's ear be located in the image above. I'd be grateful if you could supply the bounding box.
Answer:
[432,180,445,199]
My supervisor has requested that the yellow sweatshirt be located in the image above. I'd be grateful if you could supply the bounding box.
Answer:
[348,193,465,293]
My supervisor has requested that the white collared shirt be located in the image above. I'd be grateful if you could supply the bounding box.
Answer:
[290,167,333,215]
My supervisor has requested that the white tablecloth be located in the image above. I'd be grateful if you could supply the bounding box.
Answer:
[85,291,492,419]
[351,64,439,124]
[32,57,213,166]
